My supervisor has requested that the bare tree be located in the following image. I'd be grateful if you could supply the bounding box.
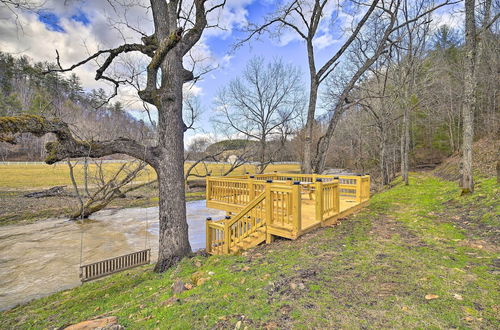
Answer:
[241,0,381,173]
[0,0,226,272]
[241,0,455,174]
[67,159,156,219]
[215,56,304,173]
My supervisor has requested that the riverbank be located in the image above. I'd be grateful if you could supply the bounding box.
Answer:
[2,173,498,328]
[0,162,300,226]
[0,185,205,226]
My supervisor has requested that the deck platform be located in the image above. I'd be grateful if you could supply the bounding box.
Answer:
[205,173,370,254]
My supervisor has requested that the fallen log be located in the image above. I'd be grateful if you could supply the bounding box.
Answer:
[24,186,66,198]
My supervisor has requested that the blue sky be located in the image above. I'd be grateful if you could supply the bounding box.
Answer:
[1,0,462,145]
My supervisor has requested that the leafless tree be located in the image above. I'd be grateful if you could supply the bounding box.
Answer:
[241,0,381,173]
[0,0,226,272]
[241,0,456,174]
[214,56,304,173]
[67,159,156,219]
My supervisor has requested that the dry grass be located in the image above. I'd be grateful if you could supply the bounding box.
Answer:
[0,162,300,189]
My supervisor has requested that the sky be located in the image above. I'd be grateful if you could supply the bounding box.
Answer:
[0,0,463,146]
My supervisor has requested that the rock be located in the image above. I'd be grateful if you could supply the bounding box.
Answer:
[64,316,119,330]
[208,271,215,276]
[171,280,186,294]
[191,271,204,284]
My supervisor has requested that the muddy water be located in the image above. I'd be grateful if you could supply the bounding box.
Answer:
[0,200,225,311]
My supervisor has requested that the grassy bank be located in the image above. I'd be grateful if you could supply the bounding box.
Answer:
[2,173,498,328]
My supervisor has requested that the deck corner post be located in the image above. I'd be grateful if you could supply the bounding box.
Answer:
[223,219,230,254]
[206,176,212,201]
[205,217,212,253]
[356,176,362,203]
[315,178,324,224]
[364,175,371,201]
[292,181,301,233]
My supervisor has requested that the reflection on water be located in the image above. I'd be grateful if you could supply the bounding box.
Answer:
[0,200,225,311]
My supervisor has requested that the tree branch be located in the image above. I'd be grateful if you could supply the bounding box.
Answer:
[0,115,157,166]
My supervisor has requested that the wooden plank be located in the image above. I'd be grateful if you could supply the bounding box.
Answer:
[80,249,150,282]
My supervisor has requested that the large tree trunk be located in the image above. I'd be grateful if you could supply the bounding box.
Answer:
[461,0,477,194]
[302,78,319,174]
[154,53,191,272]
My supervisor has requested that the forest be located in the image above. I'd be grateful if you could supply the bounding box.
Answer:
[1,20,498,185]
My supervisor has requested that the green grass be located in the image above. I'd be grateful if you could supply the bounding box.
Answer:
[2,173,498,329]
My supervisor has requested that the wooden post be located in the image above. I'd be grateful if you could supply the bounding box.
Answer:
[334,178,340,214]
[265,180,273,243]
[292,181,302,235]
[364,175,371,201]
[206,175,211,201]
[205,217,212,253]
[249,179,255,199]
[356,175,362,203]
[286,177,293,215]
[224,216,230,254]
[315,178,324,224]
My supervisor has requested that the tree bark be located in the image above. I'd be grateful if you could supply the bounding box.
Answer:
[461,0,477,194]
[302,76,319,174]
[400,106,410,185]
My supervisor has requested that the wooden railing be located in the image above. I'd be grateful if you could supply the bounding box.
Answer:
[80,249,150,282]
[206,182,302,254]
[206,173,370,254]
[318,180,340,221]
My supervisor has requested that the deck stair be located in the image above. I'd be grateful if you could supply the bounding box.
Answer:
[205,173,370,255]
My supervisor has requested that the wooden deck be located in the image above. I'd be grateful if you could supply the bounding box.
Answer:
[205,173,370,255]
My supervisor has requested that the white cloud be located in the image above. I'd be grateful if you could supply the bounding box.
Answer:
[313,33,339,50]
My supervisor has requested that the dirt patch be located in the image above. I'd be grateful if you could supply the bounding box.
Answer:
[437,199,499,250]
[369,214,426,247]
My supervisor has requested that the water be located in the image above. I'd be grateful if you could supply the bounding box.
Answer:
[0,200,225,311]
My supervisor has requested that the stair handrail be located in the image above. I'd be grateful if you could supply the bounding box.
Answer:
[223,191,266,253]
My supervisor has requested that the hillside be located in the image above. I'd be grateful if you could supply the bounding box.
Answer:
[2,172,498,329]
[434,138,499,181]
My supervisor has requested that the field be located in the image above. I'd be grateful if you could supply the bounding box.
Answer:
[0,162,300,189]
[0,162,299,225]
[2,173,498,328]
